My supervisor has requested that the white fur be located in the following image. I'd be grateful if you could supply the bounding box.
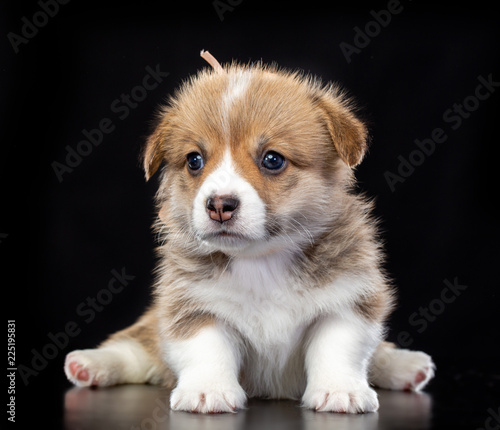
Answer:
[218,70,252,140]
[165,324,247,413]
[369,346,435,391]
[164,240,383,401]
[64,339,161,387]
[192,150,267,252]
[180,266,381,349]
[302,314,381,413]
[222,70,252,115]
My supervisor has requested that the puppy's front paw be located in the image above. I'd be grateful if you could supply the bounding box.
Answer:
[170,381,247,414]
[302,382,379,414]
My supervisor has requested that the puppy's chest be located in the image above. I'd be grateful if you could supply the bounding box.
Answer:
[197,254,313,347]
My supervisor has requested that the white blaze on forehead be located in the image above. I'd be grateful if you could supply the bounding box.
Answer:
[220,70,252,137]
[223,69,252,108]
[192,150,267,243]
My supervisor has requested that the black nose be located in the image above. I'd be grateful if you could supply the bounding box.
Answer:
[206,195,239,223]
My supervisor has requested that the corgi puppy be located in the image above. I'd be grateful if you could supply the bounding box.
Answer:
[64,52,434,414]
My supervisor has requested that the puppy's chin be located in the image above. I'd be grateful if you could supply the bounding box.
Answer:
[195,223,264,255]
[196,226,308,258]
[198,232,255,253]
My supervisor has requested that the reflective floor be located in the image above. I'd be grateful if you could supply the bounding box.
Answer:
[19,357,494,429]
[64,385,432,430]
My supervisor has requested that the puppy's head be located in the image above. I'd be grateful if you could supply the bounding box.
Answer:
[144,63,367,256]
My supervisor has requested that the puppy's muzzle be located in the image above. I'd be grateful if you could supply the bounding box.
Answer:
[206,195,239,223]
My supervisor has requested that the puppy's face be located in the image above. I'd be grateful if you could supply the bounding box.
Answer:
[144,65,367,256]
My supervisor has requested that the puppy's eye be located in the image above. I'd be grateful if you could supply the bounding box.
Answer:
[262,151,286,172]
[186,152,204,172]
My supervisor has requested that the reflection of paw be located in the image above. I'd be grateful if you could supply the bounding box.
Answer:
[64,350,116,387]
[302,382,379,413]
[170,382,247,414]
[371,348,435,392]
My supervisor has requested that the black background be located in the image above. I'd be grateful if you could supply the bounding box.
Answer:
[2,0,499,428]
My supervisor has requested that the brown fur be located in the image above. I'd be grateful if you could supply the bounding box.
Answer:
[101,308,176,386]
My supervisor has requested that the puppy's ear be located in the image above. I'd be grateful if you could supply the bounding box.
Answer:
[316,89,368,168]
[143,113,170,180]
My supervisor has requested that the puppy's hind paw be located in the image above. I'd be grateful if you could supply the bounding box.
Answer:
[64,349,118,388]
[402,363,435,392]
[370,347,435,392]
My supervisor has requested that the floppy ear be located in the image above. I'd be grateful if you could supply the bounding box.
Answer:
[143,113,170,180]
[316,88,368,168]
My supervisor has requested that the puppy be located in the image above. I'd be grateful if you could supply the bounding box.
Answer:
[64,52,434,414]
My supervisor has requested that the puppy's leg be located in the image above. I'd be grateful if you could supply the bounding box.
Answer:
[166,322,246,414]
[64,310,174,388]
[302,313,381,413]
[369,341,435,392]
[65,340,159,387]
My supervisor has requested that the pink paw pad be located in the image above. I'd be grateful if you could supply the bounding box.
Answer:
[68,361,89,381]
[414,370,427,384]
[404,368,430,391]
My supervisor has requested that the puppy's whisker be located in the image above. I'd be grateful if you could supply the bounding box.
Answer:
[219,255,233,278]
[289,218,315,245]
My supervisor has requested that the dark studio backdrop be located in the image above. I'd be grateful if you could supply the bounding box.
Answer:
[1,0,499,427]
